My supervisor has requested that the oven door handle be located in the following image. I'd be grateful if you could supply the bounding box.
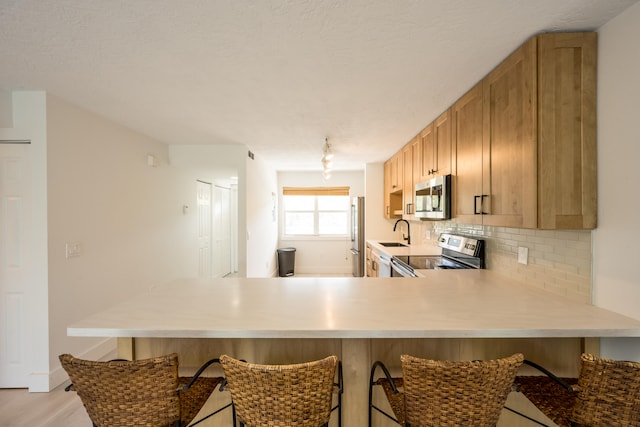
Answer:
[390,258,417,277]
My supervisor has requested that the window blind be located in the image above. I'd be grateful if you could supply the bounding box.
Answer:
[282,186,350,196]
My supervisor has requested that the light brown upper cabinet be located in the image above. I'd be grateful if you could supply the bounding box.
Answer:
[432,110,453,178]
[451,82,484,225]
[537,33,596,229]
[452,32,596,229]
[389,151,403,193]
[418,110,452,183]
[402,136,419,219]
[418,123,434,182]
[384,154,403,219]
[481,35,538,228]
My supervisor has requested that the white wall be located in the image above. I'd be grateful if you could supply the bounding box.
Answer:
[278,170,364,275]
[1,94,279,391]
[0,90,13,127]
[246,153,279,277]
[169,144,248,276]
[47,95,206,387]
[169,144,279,278]
[594,2,640,360]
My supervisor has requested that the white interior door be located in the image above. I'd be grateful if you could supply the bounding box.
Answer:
[0,142,31,387]
[212,185,231,278]
[196,181,212,278]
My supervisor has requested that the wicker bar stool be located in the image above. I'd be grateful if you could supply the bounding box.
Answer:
[59,353,231,427]
[511,353,640,427]
[220,354,342,427]
[369,360,406,426]
[369,353,524,427]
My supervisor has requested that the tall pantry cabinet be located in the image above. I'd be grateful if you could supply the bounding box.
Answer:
[452,32,596,229]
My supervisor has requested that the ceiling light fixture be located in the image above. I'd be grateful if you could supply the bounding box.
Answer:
[321,137,333,179]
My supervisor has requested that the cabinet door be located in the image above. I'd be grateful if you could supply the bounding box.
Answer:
[391,152,403,192]
[384,158,402,219]
[538,32,597,229]
[402,138,417,218]
[413,131,423,187]
[419,123,435,181]
[434,109,452,177]
[452,82,484,225]
[383,160,392,218]
[482,37,537,228]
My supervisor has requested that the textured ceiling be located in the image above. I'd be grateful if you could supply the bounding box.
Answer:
[1,0,637,171]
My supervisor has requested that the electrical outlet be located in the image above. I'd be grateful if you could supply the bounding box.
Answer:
[517,246,528,265]
[425,230,431,240]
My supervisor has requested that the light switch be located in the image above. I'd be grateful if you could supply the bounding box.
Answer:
[66,242,82,258]
[517,246,528,265]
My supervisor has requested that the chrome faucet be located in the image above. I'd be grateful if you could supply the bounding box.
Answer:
[393,219,411,245]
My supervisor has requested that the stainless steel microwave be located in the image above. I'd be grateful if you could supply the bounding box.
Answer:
[415,174,451,220]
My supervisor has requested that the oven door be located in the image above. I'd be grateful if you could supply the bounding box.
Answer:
[391,258,417,277]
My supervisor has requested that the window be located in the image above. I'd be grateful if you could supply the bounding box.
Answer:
[282,187,350,237]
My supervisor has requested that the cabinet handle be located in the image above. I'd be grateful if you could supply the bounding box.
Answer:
[481,194,489,215]
[406,203,413,215]
[474,195,489,215]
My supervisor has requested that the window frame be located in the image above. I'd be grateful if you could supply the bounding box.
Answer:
[281,187,350,240]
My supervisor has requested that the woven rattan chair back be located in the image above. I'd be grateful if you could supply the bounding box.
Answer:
[220,354,338,427]
[571,353,640,426]
[514,353,640,427]
[400,353,524,427]
[60,353,222,427]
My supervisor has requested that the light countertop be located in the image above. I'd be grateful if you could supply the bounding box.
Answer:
[366,240,442,257]
[68,271,640,339]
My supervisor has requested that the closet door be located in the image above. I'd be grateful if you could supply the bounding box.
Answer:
[212,185,231,278]
[0,143,31,387]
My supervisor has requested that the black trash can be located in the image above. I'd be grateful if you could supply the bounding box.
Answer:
[277,247,296,277]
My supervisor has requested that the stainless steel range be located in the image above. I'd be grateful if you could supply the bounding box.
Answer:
[390,233,485,277]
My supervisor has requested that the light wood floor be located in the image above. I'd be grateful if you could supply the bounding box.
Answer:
[0,384,233,426]
[0,385,91,427]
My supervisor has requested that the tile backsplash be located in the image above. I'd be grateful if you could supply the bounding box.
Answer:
[411,220,592,303]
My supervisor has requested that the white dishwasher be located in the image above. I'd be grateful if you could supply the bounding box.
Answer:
[378,254,392,277]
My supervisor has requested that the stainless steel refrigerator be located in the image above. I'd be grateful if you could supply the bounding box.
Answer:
[350,196,365,277]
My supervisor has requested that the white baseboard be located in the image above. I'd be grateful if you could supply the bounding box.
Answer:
[38,338,117,392]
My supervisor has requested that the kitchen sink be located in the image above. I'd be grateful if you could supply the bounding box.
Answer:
[378,242,408,247]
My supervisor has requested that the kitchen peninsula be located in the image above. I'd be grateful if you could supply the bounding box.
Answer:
[68,274,640,426]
